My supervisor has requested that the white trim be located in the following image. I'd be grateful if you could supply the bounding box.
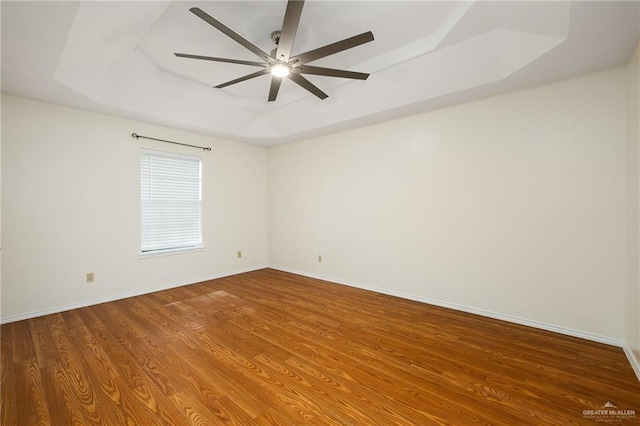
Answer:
[623,345,640,382]
[0,265,267,324]
[269,265,624,348]
[139,245,204,259]
[3,263,629,353]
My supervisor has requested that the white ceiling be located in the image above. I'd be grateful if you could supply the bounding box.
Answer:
[2,1,639,146]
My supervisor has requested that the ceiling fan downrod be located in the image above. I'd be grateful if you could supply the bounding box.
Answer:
[270,30,281,46]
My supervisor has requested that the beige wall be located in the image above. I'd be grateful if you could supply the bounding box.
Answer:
[1,94,269,321]
[269,66,628,343]
[2,60,636,359]
[626,42,640,376]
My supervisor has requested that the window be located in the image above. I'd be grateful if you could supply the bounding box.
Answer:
[141,149,202,254]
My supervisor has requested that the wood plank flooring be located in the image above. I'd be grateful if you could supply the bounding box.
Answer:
[2,268,639,425]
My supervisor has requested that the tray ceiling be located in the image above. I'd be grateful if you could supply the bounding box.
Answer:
[2,1,639,146]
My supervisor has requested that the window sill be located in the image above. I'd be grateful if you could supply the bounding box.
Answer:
[139,246,204,260]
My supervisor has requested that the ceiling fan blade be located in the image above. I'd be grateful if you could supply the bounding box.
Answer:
[288,73,328,100]
[296,65,369,80]
[268,76,283,102]
[190,7,273,63]
[276,0,304,62]
[174,53,266,67]
[290,31,374,65]
[215,69,269,89]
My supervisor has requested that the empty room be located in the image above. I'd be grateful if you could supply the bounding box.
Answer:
[2,0,640,424]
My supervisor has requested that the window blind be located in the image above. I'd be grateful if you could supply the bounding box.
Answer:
[141,150,202,253]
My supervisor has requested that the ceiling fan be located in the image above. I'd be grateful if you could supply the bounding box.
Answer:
[174,1,374,102]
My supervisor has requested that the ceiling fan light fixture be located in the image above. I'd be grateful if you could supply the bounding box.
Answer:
[176,4,374,101]
[270,63,290,77]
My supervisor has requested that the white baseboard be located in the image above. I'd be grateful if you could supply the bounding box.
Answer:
[269,265,624,348]
[5,264,637,382]
[3,263,628,351]
[0,265,268,324]
[623,345,640,382]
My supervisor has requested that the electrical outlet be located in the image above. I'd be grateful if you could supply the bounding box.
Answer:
[318,255,322,263]
[237,251,242,259]
[86,272,95,283]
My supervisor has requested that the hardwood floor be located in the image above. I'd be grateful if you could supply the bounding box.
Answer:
[2,268,639,425]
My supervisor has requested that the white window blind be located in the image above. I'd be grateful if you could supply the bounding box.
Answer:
[141,150,202,254]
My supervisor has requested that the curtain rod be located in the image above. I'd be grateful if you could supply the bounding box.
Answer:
[131,133,212,152]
